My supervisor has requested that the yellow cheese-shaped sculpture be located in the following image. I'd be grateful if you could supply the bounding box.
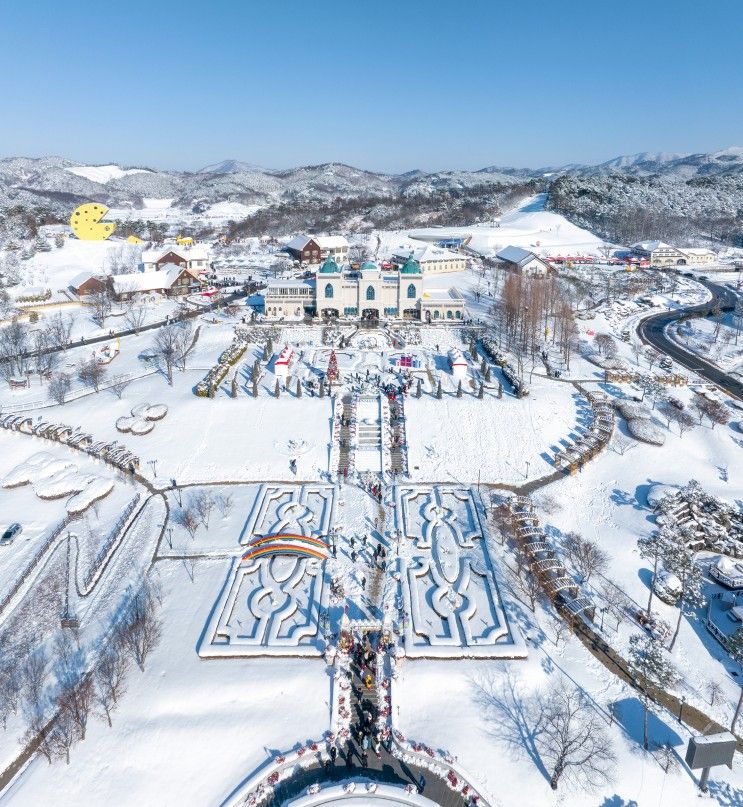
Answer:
[70,203,116,241]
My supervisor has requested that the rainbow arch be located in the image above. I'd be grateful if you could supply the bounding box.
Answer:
[241,533,329,563]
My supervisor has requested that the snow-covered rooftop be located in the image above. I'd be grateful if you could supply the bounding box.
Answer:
[496,245,537,265]
[111,265,197,293]
[392,244,462,263]
[142,244,210,263]
[631,240,675,252]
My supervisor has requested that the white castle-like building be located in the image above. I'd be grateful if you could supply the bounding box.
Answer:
[263,256,465,322]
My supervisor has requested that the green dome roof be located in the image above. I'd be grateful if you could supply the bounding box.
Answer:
[318,256,339,273]
[360,260,377,271]
[400,256,421,274]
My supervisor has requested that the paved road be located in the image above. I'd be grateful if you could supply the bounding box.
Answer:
[637,279,743,400]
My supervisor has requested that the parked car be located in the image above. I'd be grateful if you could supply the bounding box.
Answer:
[653,569,682,605]
[0,523,22,545]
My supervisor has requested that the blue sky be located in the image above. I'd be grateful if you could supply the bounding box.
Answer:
[0,0,741,172]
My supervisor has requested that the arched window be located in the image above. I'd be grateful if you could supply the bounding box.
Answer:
[324,283,333,299]
[434,310,440,319]
[407,283,416,299]
[446,310,453,319]
[455,310,462,319]
[366,285,375,301]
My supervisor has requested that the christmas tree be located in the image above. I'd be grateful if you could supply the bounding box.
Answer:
[326,350,339,384]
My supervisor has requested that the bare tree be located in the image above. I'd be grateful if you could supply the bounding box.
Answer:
[46,312,74,348]
[669,407,697,438]
[562,532,609,585]
[644,347,661,370]
[537,683,615,791]
[599,581,630,629]
[108,375,131,399]
[653,742,679,774]
[93,644,129,727]
[48,372,72,405]
[192,490,216,528]
[611,435,636,456]
[152,323,191,385]
[118,579,162,672]
[594,333,615,357]
[55,633,93,741]
[77,357,107,393]
[123,299,148,334]
[89,290,112,327]
[215,493,233,518]
[705,679,724,709]
[173,501,200,539]
[507,562,542,612]
[705,399,731,430]
[0,319,30,380]
[48,707,78,764]
[0,635,21,729]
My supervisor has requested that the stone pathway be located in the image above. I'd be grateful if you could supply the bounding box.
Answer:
[337,393,354,476]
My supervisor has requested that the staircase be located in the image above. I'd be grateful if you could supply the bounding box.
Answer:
[389,393,408,476]
[354,393,383,473]
[337,393,354,476]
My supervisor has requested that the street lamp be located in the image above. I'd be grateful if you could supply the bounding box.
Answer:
[678,695,686,723]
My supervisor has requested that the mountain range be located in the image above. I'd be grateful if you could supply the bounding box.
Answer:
[0,147,741,219]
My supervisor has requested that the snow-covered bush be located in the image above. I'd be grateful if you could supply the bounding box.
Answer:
[616,400,652,420]
[626,418,665,445]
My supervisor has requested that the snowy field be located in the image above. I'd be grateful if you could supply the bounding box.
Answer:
[404,194,605,258]
[0,559,330,807]
[2,194,743,807]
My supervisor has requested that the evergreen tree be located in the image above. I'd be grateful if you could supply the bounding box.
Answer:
[637,528,675,617]
[252,378,258,398]
[628,634,678,750]
[478,382,484,399]
[485,367,492,383]
[231,375,237,398]
[436,380,442,399]
[265,338,273,359]
[296,378,302,398]
[727,630,743,732]
[497,380,502,398]
[663,529,706,651]
[319,380,325,398]
[275,378,280,398]
[416,378,422,398]
[456,380,463,398]
[480,358,487,374]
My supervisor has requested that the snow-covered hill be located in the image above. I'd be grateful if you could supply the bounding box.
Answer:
[1,148,741,244]
[64,164,153,184]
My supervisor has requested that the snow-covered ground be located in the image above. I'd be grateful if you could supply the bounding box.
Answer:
[2,194,743,807]
[405,194,605,258]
